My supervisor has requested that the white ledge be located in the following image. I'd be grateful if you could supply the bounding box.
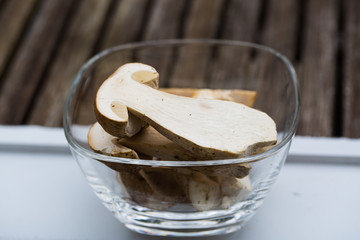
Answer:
[1,125,359,164]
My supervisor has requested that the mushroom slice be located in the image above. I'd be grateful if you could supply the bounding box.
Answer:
[88,122,139,158]
[118,126,200,161]
[249,144,276,155]
[88,123,173,210]
[119,87,258,161]
[192,163,251,178]
[116,170,157,206]
[88,122,142,174]
[96,63,277,159]
[188,172,221,211]
[117,169,175,210]
[191,89,257,106]
[139,167,187,203]
[95,65,159,138]
[220,175,253,209]
[160,88,257,107]
[160,88,197,97]
[118,171,152,203]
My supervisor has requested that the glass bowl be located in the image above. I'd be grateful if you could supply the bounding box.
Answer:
[63,39,300,237]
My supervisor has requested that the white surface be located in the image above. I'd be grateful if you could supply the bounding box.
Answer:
[0,125,67,147]
[1,125,360,162]
[0,126,360,239]
[1,150,360,240]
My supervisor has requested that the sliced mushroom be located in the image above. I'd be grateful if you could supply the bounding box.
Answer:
[117,170,173,210]
[248,144,275,155]
[96,63,277,159]
[191,163,251,178]
[89,122,185,210]
[120,167,186,210]
[118,87,258,161]
[88,122,141,173]
[160,88,257,107]
[139,167,187,203]
[118,126,200,161]
[95,64,159,138]
[188,171,221,211]
[118,170,153,204]
[191,89,257,106]
[160,88,196,97]
[118,127,251,176]
[220,175,253,209]
[88,122,139,158]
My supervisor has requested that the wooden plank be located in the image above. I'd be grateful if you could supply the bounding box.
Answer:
[27,0,112,126]
[181,0,224,38]
[296,0,338,136]
[99,0,150,50]
[221,0,261,41]
[0,0,9,15]
[0,0,37,80]
[71,0,187,124]
[88,0,150,87]
[169,0,225,88]
[343,0,360,138]
[89,0,150,79]
[252,0,299,134]
[260,0,298,61]
[0,0,74,124]
[142,0,186,41]
[208,0,262,89]
[136,0,187,87]
[68,0,151,126]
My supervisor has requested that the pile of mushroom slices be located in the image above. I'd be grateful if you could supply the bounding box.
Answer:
[88,63,277,211]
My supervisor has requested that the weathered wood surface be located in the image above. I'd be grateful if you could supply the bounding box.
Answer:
[170,0,225,88]
[343,0,360,138]
[0,0,38,80]
[0,0,74,124]
[0,0,359,138]
[296,0,338,137]
[28,0,112,126]
[208,0,261,90]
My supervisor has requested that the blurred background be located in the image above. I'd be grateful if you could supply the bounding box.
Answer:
[0,0,359,138]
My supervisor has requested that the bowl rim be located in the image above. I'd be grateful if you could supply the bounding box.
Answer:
[63,39,300,167]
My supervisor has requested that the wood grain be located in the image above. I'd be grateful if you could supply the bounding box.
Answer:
[0,0,37,81]
[94,0,151,74]
[343,0,360,138]
[221,0,262,41]
[170,0,225,88]
[208,0,262,89]
[136,0,187,87]
[0,0,74,124]
[71,0,151,126]
[100,0,150,50]
[253,0,298,135]
[0,0,358,137]
[296,0,338,136]
[142,0,186,41]
[27,0,112,126]
[260,0,298,61]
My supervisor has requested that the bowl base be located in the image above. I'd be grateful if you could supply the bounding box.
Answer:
[113,206,255,237]
[124,222,246,237]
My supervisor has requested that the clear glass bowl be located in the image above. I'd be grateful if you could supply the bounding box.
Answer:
[63,39,300,237]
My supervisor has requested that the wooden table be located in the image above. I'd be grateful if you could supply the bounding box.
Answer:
[0,0,359,138]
